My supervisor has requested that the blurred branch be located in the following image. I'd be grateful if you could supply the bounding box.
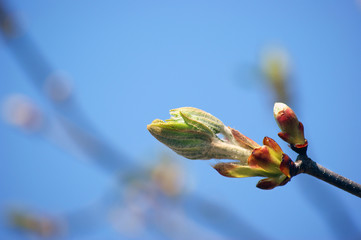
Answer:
[182,194,269,240]
[0,0,132,173]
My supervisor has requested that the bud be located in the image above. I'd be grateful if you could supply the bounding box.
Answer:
[9,210,59,237]
[273,102,307,148]
[148,107,295,190]
[147,107,253,161]
[214,137,295,190]
[2,94,43,131]
[261,46,290,103]
[151,156,185,196]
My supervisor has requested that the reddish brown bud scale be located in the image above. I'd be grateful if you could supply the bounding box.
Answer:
[263,137,282,154]
[277,111,293,126]
[279,154,294,178]
[248,146,273,169]
[277,132,289,142]
[278,177,291,186]
[276,107,298,132]
[298,121,304,132]
[294,139,308,149]
[229,127,260,150]
[256,175,291,190]
[213,162,238,178]
[256,178,279,190]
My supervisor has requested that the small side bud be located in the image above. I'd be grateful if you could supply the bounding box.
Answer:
[273,102,307,148]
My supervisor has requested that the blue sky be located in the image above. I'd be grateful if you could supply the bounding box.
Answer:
[1,1,361,239]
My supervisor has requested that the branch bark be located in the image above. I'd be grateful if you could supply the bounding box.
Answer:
[295,154,361,198]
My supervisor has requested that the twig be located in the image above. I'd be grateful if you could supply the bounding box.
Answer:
[294,154,361,198]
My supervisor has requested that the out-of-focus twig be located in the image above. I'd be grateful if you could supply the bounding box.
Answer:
[0,0,132,173]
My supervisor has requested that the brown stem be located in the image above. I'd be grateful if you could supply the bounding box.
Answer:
[295,155,361,198]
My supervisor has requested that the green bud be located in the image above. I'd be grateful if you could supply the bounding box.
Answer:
[147,107,252,161]
[147,107,222,159]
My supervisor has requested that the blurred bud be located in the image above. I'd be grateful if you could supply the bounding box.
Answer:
[261,46,290,103]
[44,72,73,102]
[9,210,59,237]
[273,102,307,148]
[2,94,43,131]
[148,107,253,161]
[151,157,185,197]
[214,137,295,190]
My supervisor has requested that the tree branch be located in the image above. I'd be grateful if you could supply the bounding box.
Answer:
[295,154,361,198]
